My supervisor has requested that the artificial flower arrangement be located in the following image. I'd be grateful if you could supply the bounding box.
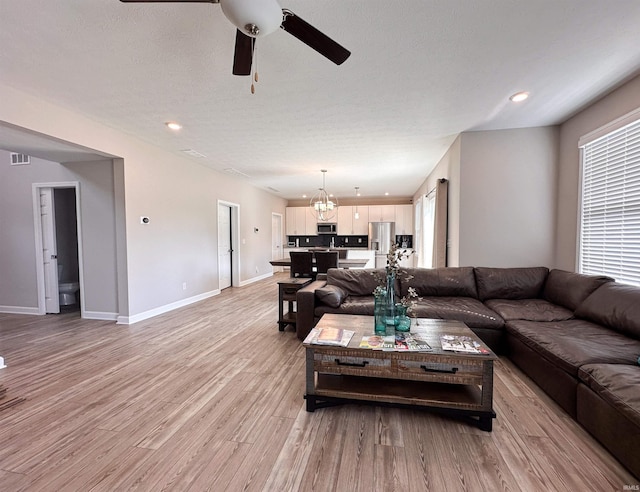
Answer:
[371,243,419,312]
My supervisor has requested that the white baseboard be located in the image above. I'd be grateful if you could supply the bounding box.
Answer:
[82,311,118,321]
[117,290,219,325]
[239,272,273,287]
[0,306,40,315]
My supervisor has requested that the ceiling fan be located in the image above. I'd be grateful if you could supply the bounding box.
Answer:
[119,0,351,76]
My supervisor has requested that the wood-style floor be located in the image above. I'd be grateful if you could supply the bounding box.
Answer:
[0,272,636,491]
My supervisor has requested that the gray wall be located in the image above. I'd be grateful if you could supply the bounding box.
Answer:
[414,127,559,268]
[458,127,558,267]
[1,84,288,321]
[556,73,640,270]
[0,151,118,315]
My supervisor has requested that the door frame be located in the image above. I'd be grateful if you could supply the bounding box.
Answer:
[271,212,284,272]
[217,200,240,288]
[32,181,85,316]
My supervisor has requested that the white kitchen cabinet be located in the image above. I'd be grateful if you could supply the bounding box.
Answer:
[368,204,395,222]
[285,207,308,235]
[394,204,414,235]
[337,205,353,235]
[352,206,369,235]
[305,207,318,235]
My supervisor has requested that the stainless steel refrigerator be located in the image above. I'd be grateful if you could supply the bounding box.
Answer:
[369,222,395,268]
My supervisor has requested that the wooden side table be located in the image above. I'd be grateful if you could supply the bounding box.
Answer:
[278,278,312,331]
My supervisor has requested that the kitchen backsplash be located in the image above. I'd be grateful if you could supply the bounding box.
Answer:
[287,235,368,248]
[286,235,413,249]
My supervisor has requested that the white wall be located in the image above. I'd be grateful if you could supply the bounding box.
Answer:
[414,127,559,268]
[0,84,287,321]
[556,73,640,270]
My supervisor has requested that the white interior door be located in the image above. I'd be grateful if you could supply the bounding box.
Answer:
[40,188,60,313]
[272,213,283,272]
[218,204,232,290]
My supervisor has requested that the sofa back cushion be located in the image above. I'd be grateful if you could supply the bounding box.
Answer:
[475,267,549,301]
[543,269,613,311]
[575,282,640,340]
[315,284,348,308]
[327,268,384,296]
[400,267,477,298]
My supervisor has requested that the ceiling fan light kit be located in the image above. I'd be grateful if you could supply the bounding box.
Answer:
[119,0,350,78]
[220,0,282,37]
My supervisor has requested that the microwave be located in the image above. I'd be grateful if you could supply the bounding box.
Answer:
[317,223,337,234]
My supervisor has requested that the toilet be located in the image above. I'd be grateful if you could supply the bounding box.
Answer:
[58,265,80,306]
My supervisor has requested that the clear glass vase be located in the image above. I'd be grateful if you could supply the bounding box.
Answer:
[374,291,387,335]
[394,303,411,332]
[384,273,396,327]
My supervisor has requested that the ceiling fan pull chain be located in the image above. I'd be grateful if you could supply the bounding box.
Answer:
[251,38,258,94]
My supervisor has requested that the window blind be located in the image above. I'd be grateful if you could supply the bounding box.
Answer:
[579,116,640,286]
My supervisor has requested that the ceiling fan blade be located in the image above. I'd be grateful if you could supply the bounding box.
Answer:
[232,30,254,76]
[280,10,350,66]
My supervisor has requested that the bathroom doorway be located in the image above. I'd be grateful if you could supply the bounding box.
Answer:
[217,200,240,290]
[32,182,84,315]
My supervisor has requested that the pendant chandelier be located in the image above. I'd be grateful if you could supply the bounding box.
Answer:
[310,170,338,221]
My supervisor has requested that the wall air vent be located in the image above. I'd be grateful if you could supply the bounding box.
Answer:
[267,187,280,193]
[10,153,30,166]
[181,149,207,158]
[224,168,251,179]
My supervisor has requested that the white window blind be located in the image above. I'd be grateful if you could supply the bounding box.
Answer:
[579,116,640,286]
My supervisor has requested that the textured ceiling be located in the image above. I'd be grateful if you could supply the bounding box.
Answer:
[1,0,640,200]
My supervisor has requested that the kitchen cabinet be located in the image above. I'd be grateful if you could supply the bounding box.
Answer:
[352,206,369,235]
[394,204,414,235]
[368,205,395,222]
[285,207,308,235]
[337,205,353,235]
[305,207,318,235]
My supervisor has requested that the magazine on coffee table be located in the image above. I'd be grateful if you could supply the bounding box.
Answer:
[440,335,490,354]
[304,327,354,347]
[360,333,432,352]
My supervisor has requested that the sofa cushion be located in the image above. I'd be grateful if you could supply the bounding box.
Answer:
[314,295,375,317]
[327,268,388,297]
[475,267,549,301]
[578,364,640,425]
[543,269,613,311]
[400,267,477,298]
[409,297,504,330]
[575,282,640,340]
[315,284,348,308]
[484,298,573,322]
[506,319,640,376]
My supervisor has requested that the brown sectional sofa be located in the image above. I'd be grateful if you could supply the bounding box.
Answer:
[295,266,640,478]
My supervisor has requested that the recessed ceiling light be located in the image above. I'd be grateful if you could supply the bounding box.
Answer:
[302,194,307,198]
[165,121,182,130]
[385,192,389,196]
[509,92,529,103]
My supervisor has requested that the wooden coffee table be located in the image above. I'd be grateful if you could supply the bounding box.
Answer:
[302,313,497,431]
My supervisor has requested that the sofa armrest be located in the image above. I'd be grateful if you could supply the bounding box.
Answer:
[296,280,327,340]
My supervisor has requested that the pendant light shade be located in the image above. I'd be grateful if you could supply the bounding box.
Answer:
[310,170,338,221]
[220,0,283,37]
[354,186,360,219]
